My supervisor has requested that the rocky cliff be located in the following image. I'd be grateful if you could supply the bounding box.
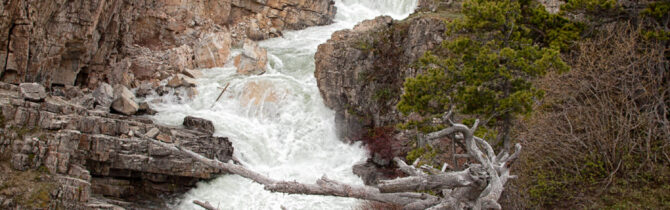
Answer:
[0,82,234,209]
[0,0,335,89]
[315,14,446,142]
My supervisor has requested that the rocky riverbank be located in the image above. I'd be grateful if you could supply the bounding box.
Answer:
[0,0,337,209]
[0,81,234,209]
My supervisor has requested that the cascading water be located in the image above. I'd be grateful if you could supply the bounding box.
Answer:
[148,0,417,209]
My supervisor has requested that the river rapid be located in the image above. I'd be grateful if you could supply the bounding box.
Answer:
[148,1,418,209]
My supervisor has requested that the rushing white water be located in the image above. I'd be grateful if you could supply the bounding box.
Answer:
[149,1,417,209]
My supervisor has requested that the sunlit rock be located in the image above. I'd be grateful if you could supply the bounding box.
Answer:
[234,39,268,75]
[195,32,233,68]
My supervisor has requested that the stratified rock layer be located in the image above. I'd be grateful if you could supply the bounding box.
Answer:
[0,82,233,209]
[0,0,336,89]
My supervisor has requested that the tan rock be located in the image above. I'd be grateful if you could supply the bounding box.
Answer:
[234,39,268,75]
[167,74,198,88]
[113,85,136,101]
[111,95,139,116]
[145,128,160,138]
[194,32,233,68]
[167,75,183,88]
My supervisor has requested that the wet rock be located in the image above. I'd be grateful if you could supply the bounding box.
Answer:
[240,80,283,106]
[183,116,215,134]
[156,86,170,96]
[19,83,47,102]
[93,83,114,108]
[167,74,198,88]
[234,39,268,75]
[187,87,199,99]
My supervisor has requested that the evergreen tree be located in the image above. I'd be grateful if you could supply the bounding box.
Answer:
[398,0,579,149]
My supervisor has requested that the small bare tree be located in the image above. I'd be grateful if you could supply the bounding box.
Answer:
[146,112,520,210]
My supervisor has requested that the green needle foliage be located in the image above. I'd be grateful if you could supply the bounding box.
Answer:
[398,0,579,145]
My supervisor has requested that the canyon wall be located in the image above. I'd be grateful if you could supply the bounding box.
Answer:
[0,0,336,89]
[315,14,446,142]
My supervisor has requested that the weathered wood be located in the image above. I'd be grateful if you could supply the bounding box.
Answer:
[211,83,230,108]
[193,200,217,210]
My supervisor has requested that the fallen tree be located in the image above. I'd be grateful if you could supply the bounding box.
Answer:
[144,112,520,210]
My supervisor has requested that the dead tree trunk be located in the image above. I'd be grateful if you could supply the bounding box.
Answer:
[144,115,520,210]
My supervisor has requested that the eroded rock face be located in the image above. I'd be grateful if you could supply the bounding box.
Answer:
[0,0,337,89]
[0,82,234,209]
[315,15,446,141]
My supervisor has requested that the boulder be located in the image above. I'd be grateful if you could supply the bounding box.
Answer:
[93,82,114,108]
[145,128,160,138]
[111,97,139,116]
[167,74,198,88]
[19,83,47,102]
[183,116,215,134]
[234,39,268,75]
[113,85,135,101]
[194,32,233,68]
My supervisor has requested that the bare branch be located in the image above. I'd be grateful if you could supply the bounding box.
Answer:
[193,200,218,210]
[394,157,425,176]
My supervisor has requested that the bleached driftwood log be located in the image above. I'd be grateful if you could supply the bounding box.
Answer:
[145,115,520,210]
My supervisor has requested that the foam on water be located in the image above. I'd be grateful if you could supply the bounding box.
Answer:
[149,1,418,209]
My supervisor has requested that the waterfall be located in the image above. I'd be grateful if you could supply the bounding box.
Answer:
[149,1,419,209]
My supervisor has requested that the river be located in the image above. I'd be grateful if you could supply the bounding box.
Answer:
[148,1,418,209]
